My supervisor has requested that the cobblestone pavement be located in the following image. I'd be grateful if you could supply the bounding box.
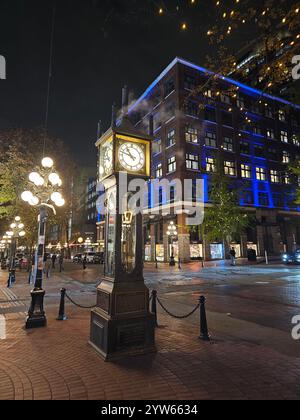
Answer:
[0,262,300,400]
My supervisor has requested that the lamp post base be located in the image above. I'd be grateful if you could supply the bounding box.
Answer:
[26,289,47,329]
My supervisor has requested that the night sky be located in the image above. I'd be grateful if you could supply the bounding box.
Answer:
[0,0,263,165]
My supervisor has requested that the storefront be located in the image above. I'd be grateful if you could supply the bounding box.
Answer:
[210,243,224,260]
[190,243,203,260]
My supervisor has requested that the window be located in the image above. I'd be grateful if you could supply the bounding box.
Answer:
[155,163,163,178]
[153,138,162,155]
[184,74,196,90]
[273,194,284,208]
[167,129,175,147]
[205,132,217,148]
[267,128,275,139]
[240,141,250,155]
[251,103,260,114]
[224,161,236,176]
[237,95,245,109]
[186,154,199,170]
[205,107,216,122]
[222,111,233,127]
[206,157,216,173]
[259,193,269,207]
[185,101,198,117]
[253,125,262,136]
[265,106,274,119]
[270,170,280,184]
[293,134,300,147]
[279,109,286,122]
[153,90,162,107]
[241,164,251,179]
[222,137,234,152]
[221,94,231,104]
[165,77,175,97]
[254,145,264,159]
[282,173,291,184]
[204,89,213,98]
[185,126,199,144]
[256,167,267,181]
[167,156,176,173]
[169,186,175,203]
[242,191,254,205]
[282,151,290,163]
[268,148,278,161]
[280,130,288,143]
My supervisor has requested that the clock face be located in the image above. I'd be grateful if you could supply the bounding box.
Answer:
[99,141,113,178]
[118,142,145,172]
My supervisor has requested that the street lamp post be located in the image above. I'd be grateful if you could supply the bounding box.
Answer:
[6,216,26,288]
[0,236,12,268]
[167,221,178,267]
[21,157,65,329]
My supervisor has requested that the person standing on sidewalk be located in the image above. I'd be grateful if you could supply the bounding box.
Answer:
[59,254,64,273]
[51,254,57,270]
[229,248,236,266]
[82,255,87,270]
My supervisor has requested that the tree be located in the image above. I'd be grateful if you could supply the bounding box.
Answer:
[203,174,251,257]
[0,128,77,248]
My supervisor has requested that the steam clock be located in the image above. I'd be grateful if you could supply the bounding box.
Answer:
[90,117,156,361]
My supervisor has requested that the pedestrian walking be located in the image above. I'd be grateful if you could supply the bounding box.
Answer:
[59,254,64,272]
[82,255,87,270]
[51,254,57,269]
[229,247,236,266]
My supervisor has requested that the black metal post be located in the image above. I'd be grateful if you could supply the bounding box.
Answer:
[26,206,47,329]
[57,288,67,321]
[169,236,176,267]
[7,238,16,288]
[199,296,210,341]
[151,290,158,327]
[178,258,182,270]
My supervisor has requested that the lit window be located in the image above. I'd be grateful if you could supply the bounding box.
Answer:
[282,151,290,163]
[222,137,234,152]
[241,164,251,179]
[185,126,199,144]
[186,154,199,170]
[279,109,286,122]
[256,167,267,181]
[155,163,163,178]
[280,130,288,143]
[206,157,216,173]
[270,170,280,184]
[292,134,300,147]
[167,129,176,147]
[267,128,275,139]
[282,173,291,184]
[204,89,213,98]
[167,156,176,173]
[224,161,236,176]
[205,132,217,148]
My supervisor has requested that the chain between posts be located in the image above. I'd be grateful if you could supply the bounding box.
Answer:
[65,292,96,309]
[156,296,200,320]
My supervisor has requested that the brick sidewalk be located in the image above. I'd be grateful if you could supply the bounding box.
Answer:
[1,308,300,400]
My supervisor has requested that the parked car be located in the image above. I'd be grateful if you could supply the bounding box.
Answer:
[282,250,300,265]
[85,252,96,264]
[93,252,104,264]
[72,254,83,263]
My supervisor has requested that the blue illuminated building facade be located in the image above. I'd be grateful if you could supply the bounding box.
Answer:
[127,58,300,261]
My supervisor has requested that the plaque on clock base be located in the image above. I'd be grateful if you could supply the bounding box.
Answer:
[89,278,156,361]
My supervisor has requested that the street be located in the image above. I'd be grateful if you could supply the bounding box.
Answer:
[0,261,300,400]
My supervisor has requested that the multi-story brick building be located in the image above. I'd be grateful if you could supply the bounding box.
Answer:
[122,57,300,262]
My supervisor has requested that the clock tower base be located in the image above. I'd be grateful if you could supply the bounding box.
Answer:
[89,278,156,361]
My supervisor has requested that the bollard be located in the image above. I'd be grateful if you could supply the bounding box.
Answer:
[199,296,210,341]
[178,258,182,270]
[57,288,67,321]
[265,251,269,265]
[155,258,158,269]
[151,290,158,327]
